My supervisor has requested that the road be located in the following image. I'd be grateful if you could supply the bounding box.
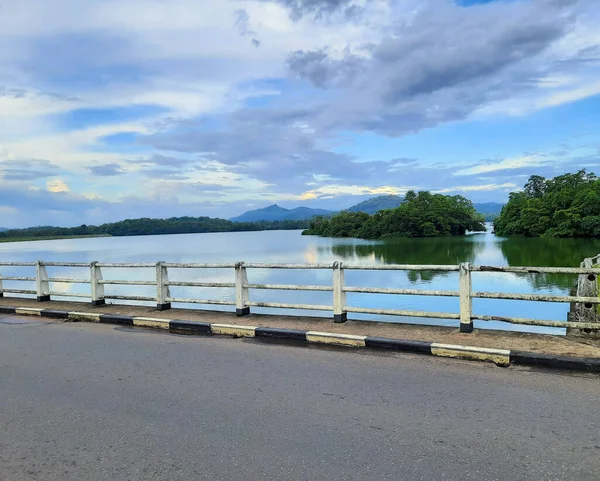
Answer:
[0,314,599,481]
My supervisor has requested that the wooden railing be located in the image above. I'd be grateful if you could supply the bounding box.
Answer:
[1,260,599,334]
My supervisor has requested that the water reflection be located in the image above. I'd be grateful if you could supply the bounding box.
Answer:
[321,235,487,283]
[317,233,600,291]
[498,236,600,290]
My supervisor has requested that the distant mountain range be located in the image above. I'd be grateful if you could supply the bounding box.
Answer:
[231,196,505,222]
[0,227,7,232]
[471,202,505,215]
[230,204,334,222]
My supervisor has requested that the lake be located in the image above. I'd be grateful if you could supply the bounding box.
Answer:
[1,228,599,334]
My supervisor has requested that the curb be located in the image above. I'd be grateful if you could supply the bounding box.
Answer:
[3,305,599,373]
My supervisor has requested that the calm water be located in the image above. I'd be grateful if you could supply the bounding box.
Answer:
[1,228,599,334]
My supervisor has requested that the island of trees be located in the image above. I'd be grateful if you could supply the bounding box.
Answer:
[494,170,600,237]
[302,191,486,239]
[0,217,310,242]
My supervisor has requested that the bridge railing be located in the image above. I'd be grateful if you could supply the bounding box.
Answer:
[1,260,599,334]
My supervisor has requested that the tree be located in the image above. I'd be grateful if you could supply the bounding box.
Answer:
[303,192,486,239]
[494,170,600,238]
[524,175,546,198]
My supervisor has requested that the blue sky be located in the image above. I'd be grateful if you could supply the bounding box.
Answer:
[1,0,599,228]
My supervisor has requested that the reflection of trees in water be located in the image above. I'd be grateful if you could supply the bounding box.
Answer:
[498,237,600,290]
[318,235,600,290]
[321,236,486,283]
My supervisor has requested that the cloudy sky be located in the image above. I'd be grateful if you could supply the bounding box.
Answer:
[1,0,599,227]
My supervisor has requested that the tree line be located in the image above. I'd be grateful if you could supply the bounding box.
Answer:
[302,191,486,239]
[0,217,310,239]
[494,170,600,237]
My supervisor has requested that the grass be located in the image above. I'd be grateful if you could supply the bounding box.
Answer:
[0,234,111,244]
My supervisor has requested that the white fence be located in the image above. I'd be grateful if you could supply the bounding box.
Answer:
[0,260,599,334]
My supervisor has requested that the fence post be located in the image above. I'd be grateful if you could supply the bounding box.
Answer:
[459,262,473,333]
[90,261,105,306]
[0,266,3,298]
[235,262,250,316]
[156,261,171,311]
[333,261,347,323]
[568,256,599,338]
[36,261,50,302]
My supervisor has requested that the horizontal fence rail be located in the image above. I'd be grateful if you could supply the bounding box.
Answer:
[0,259,599,335]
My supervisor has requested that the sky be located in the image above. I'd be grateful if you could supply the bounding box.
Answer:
[1,0,599,228]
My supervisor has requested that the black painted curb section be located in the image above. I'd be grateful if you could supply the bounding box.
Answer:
[255,327,308,341]
[365,336,432,354]
[99,314,134,326]
[40,310,69,319]
[169,320,212,335]
[511,351,600,373]
[3,304,600,373]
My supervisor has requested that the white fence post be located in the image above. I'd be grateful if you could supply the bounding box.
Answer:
[0,266,3,298]
[235,262,250,316]
[568,256,600,338]
[333,261,347,323]
[90,261,105,306]
[459,262,473,333]
[156,261,171,311]
[36,261,50,302]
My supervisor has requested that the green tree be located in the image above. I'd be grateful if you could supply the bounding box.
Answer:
[303,191,486,239]
[494,170,600,238]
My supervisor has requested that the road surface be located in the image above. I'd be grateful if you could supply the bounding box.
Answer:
[1,314,599,481]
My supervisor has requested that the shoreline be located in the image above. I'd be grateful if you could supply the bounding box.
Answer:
[0,234,112,244]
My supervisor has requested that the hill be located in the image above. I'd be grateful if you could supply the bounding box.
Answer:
[346,195,403,214]
[0,217,311,241]
[472,202,504,214]
[346,196,503,219]
[230,204,333,222]
[232,197,505,223]
[472,202,504,221]
[303,191,486,239]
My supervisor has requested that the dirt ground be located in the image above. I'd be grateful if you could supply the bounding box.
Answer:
[1,296,599,358]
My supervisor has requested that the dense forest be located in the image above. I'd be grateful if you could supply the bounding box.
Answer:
[494,170,600,237]
[302,191,486,239]
[0,217,310,240]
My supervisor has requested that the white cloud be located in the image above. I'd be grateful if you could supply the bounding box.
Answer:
[46,179,70,192]
[434,183,516,194]
[300,184,411,200]
[453,155,549,176]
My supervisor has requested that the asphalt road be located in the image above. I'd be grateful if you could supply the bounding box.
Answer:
[1,314,599,481]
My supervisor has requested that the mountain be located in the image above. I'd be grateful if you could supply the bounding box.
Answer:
[230,204,333,223]
[0,227,7,232]
[472,202,504,221]
[348,196,505,217]
[347,195,403,214]
[231,198,506,223]
[472,202,504,215]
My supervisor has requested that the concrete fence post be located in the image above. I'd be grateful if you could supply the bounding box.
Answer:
[333,261,347,323]
[568,256,599,338]
[36,261,50,302]
[235,262,250,316]
[90,261,105,306]
[156,261,171,311]
[459,262,473,333]
[0,266,3,298]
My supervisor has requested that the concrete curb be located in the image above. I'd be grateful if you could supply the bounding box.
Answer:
[3,305,599,372]
[510,350,600,372]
